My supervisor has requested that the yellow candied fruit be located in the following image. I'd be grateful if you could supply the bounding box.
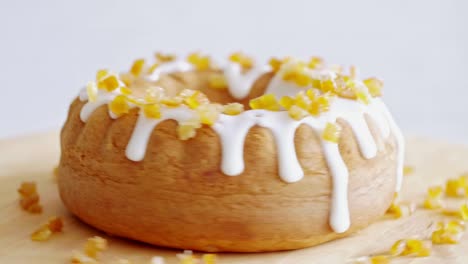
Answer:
[130,59,145,76]
[120,86,132,95]
[222,103,244,115]
[428,186,444,199]
[145,87,165,104]
[161,97,183,108]
[288,105,308,120]
[403,165,414,175]
[386,193,400,214]
[109,95,130,115]
[209,75,228,89]
[461,203,468,220]
[445,178,466,197]
[249,94,281,111]
[432,221,465,244]
[355,89,370,105]
[84,236,108,258]
[98,74,120,92]
[147,63,160,74]
[307,56,324,69]
[279,96,295,110]
[269,57,283,73]
[143,104,162,119]
[423,198,444,210]
[363,77,384,97]
[86,82,98,102]
[229,52,254,70]
[370,255,390,264]
[306,88,318,100]
[177,120,201,140]
[96,69,109,81]
[182,90,210,109]
[308,95,331,116]
[155,52,176,63]
[401,239,431,257]
[187,53,211,71]
[31,227,52,241]
[322,122,341,143]
[202,254,216,264]
[390,239,406,256]
[294,92,310,110]
[283,65,312,87]
[71,251,99,264]
[197,104,221,125]
[393,203,416,219]
[320,79,336,93]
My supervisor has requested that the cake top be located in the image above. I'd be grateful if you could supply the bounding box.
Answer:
[82,52,384,141]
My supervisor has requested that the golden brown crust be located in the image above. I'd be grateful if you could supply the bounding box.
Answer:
[58,72,397,252]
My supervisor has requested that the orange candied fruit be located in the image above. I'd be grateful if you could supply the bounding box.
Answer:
[249,94,281,111]
[187,53,211,71]
[208,75,228,89]
[143,104,161,119]
[222,103,244,115]
[130,59,145,77]
[229,52,254,70]
[109,95,130,115]
[31,216,63,241]
[322,122,341,143]
[97,74,120,92]
[84,236,108,258]
[155,52,176,63]
[363,77,384,97]
[18,181,42,214]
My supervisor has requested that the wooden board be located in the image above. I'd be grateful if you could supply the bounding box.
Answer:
[0,132,467,264]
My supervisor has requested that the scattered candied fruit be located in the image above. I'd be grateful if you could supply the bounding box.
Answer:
[208,75,228,89]
[401,239,431,257]
[31,217,63,241]
[222,103,244,115]
[161,97,183,108]
[84,236,108,258]
[143,104,162,119]
[460,203,468,220]
[229,52,254,70]
[155,52,176,62]
[355,88,370,105]
[423,186,444,209]
[130,59,145,77]
[18,181,42,214]
[288,105,308,120]
[432,220,465,244]
[187,53,211,70]
[147,63,160,74]
[109,95,130,115]
[363,77,384,97]
[97,74,120,92]
[352,255,390,264]
[322,122,341,143]
[445,176,468,197]
[249,94,281,111]
[86,82,98,102]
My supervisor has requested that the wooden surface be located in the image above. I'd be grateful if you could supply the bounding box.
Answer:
[0,132,467,264]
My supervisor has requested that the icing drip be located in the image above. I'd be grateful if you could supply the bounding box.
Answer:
[223,63,270,100]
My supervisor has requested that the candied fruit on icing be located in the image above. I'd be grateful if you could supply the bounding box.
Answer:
[249,94,281,111]
[145,87,165,104]
[209,75,228,89]
[460,203,468,220]
[363,77,384,97]
[229,52,254,70]
[161,97,183,108]
[268,57,283,73]
[130,59,145,77]
[120,86,133,95]
[322,122,341,143]
[86,82,98,102]
[307,56,323,69]
[288,105,308,120]
[177,119,201,140]
[432,220,465,244]
[369,255,390,264]
[282,63,312,87]
[222,103,244,115]
[97,74,120,92]
[109,95,130,115]
[279,96,295,110]
[320,79,336,93]
[181,90,209,109]
[84,236,108,258]
[401,239,431,257]
[445,178,466,197]
[147,63,160,74]
[143,104,162,119]
[197,104,221,125]
[423,198,444,210]
[96,69,109,81]
[187,53,211,70]
[390,239,406,256]
[202,254,216,264]
[155,52,176,62]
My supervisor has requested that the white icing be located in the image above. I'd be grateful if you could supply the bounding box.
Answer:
[223,63,270,100]
[148,60,194,81]
[77,57,405,234]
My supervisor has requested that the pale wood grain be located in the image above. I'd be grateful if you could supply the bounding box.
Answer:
[0,132,467,264]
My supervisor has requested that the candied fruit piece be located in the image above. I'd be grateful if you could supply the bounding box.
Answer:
[130,59,145,76]
[460,203,468,220]
[431,221,464,245]
[145,87,165,103]
[288,105,308,120]
[187,53,211,70]
[18,182,37,197]
[249,94,281,111]
[363,77,384,97]
[84,236,108,258]
[306,89,318,100]
[143,104,161,119]
[161,97,183,107]
[120,86,132,95]
[390,239,406,256]
[401,239,431,257]
[98,75,120,92]
[202,254,216,264]
[183,90,209,109]
[269,57,282,73]
[109,95,130,115]
[147,63,160,74]
[393,203,416,218]
[279,96,295,110]
[403,166,414,175]
[86,82,98,102]
[71,252,99,264]
[282,62,312,87]
[320,79,336,93]
[229,52,254,70]
[307,56,323,69]
[155,52,176,62]
[428,186,443,199]
[209,75,228,89]
[322,122,341,143]
[197,104,221,125]
[96,69,109,81]
[18,181,43,214]
[222,103,244,115]
[294,92,311,110]
[31,226,52,241]
[355,89,370,105]
[370,255,390,264]
[177,119,201,140]
[423,198,443,210]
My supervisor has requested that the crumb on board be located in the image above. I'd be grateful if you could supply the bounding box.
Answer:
[18,181,43,214]
[31,216,63,241]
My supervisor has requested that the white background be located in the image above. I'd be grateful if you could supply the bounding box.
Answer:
[0,0,467,142]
